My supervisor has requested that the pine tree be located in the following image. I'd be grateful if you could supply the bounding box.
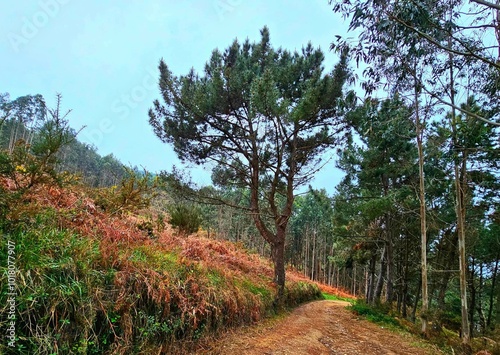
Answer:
[149,27,352,296]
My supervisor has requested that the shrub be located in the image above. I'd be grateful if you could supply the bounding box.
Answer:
[93,168,158,215]
[168,203,203,235]
[0,223,102,354]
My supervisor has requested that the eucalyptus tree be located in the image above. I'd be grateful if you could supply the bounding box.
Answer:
[329,0,500,343]
[430,98,500,334]
[0,93,10,128]
[330,0,446,335]
[149,27,352,295]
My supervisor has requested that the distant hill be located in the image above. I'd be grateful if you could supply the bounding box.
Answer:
[1,93,127,187]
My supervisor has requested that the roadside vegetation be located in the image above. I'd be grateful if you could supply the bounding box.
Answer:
[347,300,500,354]
[0,173,324,354]
[0,96,324,354]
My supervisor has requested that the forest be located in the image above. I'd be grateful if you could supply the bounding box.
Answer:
[1,0,499,354]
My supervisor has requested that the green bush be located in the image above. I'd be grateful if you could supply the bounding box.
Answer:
[93,168,158,215]
[168,203,203,235]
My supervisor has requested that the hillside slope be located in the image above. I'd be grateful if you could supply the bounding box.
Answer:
[0,180,342,354]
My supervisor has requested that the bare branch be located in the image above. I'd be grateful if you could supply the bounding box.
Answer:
[470,0,500,11]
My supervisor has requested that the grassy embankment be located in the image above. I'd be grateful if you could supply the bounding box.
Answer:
[0,181,332,354]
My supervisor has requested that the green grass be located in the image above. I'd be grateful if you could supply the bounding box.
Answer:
[242,279,273,298]
[322,292,355,303]
[206,270,224,287]
[348,300,402,329]
[127,245,179,271]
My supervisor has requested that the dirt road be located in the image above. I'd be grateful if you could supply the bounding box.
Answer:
[208,300,441,355]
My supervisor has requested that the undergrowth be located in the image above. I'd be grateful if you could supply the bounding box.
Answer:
[0,181,324,354]
[346,300,500,355]
[348,300,403,330]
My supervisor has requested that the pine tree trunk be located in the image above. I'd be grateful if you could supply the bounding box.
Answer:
[402,281,408,318]
[402,232,409,318]
[328,243,334,286]
[367,252,377,303]
[304,227,309,278]
[323,234,328,283]
[364,267,369,302]
[496,274,500,328]
[311,230,316,281]
[412,276,422,323]
[353,263,357,296]
[271,238,286,300]
[477,262,486,336]
[386,237,394,304]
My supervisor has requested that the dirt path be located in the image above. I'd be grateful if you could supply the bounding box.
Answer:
[207,300,442,355]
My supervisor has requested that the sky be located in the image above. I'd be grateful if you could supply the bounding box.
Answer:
[1,0,351,193]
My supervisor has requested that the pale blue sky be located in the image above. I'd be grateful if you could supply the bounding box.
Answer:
[1,0,351,192]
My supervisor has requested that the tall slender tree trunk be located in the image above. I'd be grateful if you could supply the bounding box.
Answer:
[271,236,286,300]
[374,245,387,304]
[386,236,394,304]
[353,263,357,296]
[364,267,369,302]
[311,229,316,281]
[449,44,470,350]
[328,243,334,286]
[496,273,500,327]
[8,117,21,153]
[367,252,377,303]
[402,233,409,318]
[402,281,408,318]
[323,234,328,283]
[415,75,429,336]
[304,227,309,278]
[477,263,486,336]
